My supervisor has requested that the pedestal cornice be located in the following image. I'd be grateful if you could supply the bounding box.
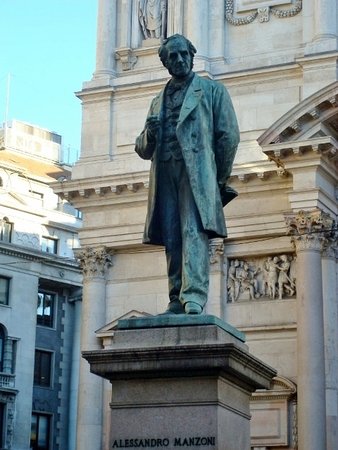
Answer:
[83,321,276,393]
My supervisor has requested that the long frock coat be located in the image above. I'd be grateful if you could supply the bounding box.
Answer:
[135,73,240,246]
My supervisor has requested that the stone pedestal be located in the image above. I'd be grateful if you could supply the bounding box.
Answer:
[83,316,276,450]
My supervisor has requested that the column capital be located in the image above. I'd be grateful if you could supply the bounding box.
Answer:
[321,233,338,258]
[75,246,113,278]
[209,238,224,264]
[285,209,336,252]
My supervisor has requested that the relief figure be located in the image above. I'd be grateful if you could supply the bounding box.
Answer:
[228,254,297,302]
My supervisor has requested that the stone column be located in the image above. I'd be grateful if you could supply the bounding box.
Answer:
[118,0,132,49]
[313,0,337,41]
[185,0,208,57]
[285,210,330,450]
[93,0,117,80]
[75,247,112,450]
[322,234,338,450]
[68,292,82,450]
[304,0,338,54]
[208,0,225,60]
[167,0,184,36]
[206,239,227,319]
[131,0,142,49]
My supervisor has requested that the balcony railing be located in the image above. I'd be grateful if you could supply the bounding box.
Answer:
[0,373,15,388]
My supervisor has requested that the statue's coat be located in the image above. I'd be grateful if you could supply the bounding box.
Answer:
[135,74,240,246]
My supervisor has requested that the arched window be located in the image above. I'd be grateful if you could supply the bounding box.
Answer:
[0,217,12,243]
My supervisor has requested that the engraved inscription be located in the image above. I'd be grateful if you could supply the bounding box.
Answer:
[111,436,216,448]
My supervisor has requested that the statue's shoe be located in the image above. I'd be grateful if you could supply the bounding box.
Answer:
[184,302,203,314]
[160,300,185,315]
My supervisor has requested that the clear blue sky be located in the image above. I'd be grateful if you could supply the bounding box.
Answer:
[0,0,98,161]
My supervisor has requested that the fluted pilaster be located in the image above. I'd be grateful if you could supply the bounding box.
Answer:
[321,228,338,450]
[207,239,226,318]
[75,246,113,450]
[94,0,117,79]
[285,209,334,450]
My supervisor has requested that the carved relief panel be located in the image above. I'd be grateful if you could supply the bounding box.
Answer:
[227,254,296,303]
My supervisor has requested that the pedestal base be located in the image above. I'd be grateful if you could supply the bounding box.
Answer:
[83,316,276,450]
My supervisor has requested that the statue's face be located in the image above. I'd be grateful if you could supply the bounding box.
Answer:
[165,39,192,79]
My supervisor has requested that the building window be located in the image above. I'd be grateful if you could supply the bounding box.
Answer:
[0,402,5,449]
[37,292,55,327]
[75,209,83,219]
[41,236,58,254]
[0,277,10,306]
[0,217,12,243]
[30,413,51,450]
[34,350,52,387]
[0,326,5,372]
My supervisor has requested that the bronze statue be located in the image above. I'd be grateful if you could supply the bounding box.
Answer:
[135,34,240,314]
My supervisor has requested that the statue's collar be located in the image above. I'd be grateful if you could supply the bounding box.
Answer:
[168,72,195,90]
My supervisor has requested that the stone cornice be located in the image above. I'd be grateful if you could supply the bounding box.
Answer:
[262,136,338,175]
[78,59,303,100]
[251,375,297,402]
[0,242,80,269]
[52,171,148,200]
[53,164,291,204]
[230,160,290,182]
[83,342,277,391]
[262,136,338,159]
[258,81,338,146]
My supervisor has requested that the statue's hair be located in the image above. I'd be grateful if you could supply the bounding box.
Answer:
[158,34,197,67]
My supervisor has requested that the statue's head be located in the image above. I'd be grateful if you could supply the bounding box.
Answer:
[158,34,196,79]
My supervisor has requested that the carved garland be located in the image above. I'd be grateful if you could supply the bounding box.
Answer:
[225,0,302,25]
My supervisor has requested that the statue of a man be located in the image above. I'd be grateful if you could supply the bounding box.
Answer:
[138,0,167,39]
[135,34,240,314]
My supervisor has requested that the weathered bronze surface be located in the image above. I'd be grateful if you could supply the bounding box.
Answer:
[135,34,240,315]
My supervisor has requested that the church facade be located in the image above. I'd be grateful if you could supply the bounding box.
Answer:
[54,1,338,449]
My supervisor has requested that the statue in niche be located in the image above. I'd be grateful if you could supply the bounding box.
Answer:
[138,0,167,40]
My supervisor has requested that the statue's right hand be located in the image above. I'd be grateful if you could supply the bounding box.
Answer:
[146,115,161,140]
